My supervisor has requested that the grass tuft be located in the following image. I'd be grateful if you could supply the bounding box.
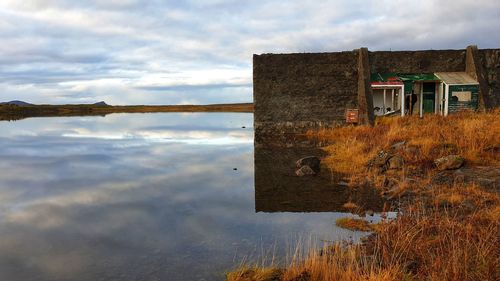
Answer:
[335,217,373,232]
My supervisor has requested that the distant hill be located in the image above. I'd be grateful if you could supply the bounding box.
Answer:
[93,101,109,106]
[0,101,111,106]
[0,100,34,106]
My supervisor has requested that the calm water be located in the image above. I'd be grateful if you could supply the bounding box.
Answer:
[0,113,382,281]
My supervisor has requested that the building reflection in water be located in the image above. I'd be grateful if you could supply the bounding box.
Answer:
[254,135,385,213]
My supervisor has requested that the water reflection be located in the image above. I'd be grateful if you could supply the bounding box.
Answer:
[0,113,383,281]
[254,146,384,213]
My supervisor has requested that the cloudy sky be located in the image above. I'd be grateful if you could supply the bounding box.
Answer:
[1,0,499,105]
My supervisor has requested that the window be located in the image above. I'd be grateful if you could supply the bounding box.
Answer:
[451,91,472,102]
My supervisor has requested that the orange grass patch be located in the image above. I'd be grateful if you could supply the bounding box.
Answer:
[335,217,373,232]
[308,110,500,177]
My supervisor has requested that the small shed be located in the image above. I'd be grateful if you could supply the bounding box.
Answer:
[371,73,442,117]
[435,72,479,116]
[370,73,404,116]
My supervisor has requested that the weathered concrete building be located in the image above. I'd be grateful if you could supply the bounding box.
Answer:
[253,46,500,141]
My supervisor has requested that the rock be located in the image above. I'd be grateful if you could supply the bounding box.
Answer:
[434,155,465,171]
[295,165,316,176]
[368,151,391,168]
[431,166,500,190]
[387,155,404,170]
[296,156,321,173]
[338,181,349,187]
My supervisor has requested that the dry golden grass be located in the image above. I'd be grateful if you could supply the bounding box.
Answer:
[228,243,406,281]
[335,217,372,232]
[308,109,500,178]
[374,202,499,281]
[227,267,283,281]
[342,202,359,210]
[228,193,499,281]
[228,110,500,281]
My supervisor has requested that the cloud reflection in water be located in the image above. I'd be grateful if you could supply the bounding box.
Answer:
[0,113,371,281]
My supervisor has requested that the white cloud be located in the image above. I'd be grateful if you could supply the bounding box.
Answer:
[0,0,499,104]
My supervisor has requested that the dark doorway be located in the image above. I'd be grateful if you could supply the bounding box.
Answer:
[423,82,436,114]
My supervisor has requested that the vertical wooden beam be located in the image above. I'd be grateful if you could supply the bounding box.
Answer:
[401,85,405,117]
[357,47,375,125]
[444,84,449,116]
[465,45,491,110]
[391,89,395,110]
[383,88,386,114]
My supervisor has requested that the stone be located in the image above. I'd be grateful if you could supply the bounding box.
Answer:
[338,181,349,187]
[387,155,404,170]
[431,166,499,190]
[369,151,391,168]
[434,155,465,171]
[295,165,316,177]
[296,156,321,173]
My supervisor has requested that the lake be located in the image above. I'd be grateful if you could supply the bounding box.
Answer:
[0,113,384,281]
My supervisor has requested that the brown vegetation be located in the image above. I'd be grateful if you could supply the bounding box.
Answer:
[228,110,500,281]
[309,109,499,179]
[335,217,372,232]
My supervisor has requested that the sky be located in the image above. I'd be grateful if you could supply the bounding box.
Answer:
[1,0,499,105]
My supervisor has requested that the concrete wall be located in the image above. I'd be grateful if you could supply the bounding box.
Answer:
[369,50,466,73]
[480,49,500,107]
[253,51,359,139]
[254,47,499,140]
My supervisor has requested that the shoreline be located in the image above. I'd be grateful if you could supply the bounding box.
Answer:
[0,102,254,121]
[228,110,499,281]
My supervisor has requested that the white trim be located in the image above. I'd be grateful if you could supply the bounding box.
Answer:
[444,84,449,116]
[445,83,479,86]
[391,89,395,110]
[435,83,440,114]
[371,84,404,88]
[383,88,387,114]
[401,84,405,117]
[438,82,444,115]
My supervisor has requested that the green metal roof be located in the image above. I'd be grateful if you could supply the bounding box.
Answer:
[397,73,440,82]
[371,73,440,83]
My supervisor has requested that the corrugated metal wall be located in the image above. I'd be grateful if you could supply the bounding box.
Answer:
[448,84,479,112]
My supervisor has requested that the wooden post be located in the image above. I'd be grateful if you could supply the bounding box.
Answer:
[383,89,386,114]
[391,89,395,110]
[401,85,405,117]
